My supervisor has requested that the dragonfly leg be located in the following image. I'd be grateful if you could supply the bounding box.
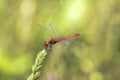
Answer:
[45,43,52,53]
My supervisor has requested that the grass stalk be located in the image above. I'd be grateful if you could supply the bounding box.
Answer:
[27,45,52,80]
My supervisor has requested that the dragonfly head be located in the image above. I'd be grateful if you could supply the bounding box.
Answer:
[44,41,49,47]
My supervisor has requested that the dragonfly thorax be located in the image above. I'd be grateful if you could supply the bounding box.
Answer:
[44,38,58,47]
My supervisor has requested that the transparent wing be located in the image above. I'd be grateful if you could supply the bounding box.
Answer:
[38,22,54,38]
[49,22,63,37]
[60,36,79,45]
[38,22,63,38]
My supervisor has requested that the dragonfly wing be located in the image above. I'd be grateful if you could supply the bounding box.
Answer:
[49,22,63,37]
[60,38,79,45]
[61,40,70,45]
[38,22,54,37]
[38,23,48,31]
[56,34,80,45]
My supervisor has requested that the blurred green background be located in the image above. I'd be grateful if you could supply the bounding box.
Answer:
[0,0,120,80]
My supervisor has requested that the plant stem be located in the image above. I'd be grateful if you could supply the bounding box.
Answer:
[27,45,52,80]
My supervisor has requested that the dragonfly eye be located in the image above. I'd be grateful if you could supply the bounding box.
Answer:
[44,41,49,47]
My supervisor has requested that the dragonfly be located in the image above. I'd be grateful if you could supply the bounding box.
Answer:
[44,33,80,47]
[38,23,80,47]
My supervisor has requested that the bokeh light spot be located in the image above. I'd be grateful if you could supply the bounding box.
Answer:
[65,0,86,22]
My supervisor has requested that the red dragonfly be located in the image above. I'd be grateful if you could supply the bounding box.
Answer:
[39,23,80,47]
[44,33,80,47]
